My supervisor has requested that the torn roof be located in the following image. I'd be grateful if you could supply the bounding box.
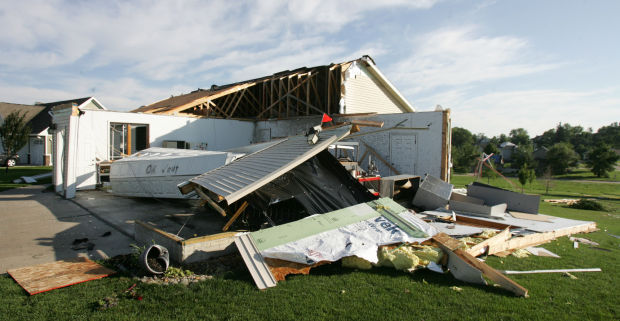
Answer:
[185,125,352,205]
[133,55,413,119]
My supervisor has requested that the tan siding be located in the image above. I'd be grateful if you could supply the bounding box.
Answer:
[344,67,405,114]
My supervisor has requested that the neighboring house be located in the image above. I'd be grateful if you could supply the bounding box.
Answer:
[0,102,54,165]
[499,142,517,162]
[0,97,107,166]
[533,146,548,161]
[52,56,451,199]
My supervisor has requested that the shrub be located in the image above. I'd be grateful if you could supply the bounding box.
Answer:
[568,199,606,211]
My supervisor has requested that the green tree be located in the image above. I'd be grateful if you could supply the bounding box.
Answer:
[517,165,535,193]
[546,142,579,174]
[0,111,30,166]
[483,142,499,155]
[586,144,620,177]
[594,122,620,149]
[512,144,536,171]
[451,127,478,173]
[509,128,531,147]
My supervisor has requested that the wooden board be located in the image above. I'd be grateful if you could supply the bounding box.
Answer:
[7,257,116,295]
[508,211,552,222]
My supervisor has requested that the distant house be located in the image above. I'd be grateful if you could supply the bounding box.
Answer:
[499,142,517,162]
[533,146,548,160]
[0,97,106,166]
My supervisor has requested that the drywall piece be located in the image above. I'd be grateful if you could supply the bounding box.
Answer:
[412,175,453,210]
[466,182,540,214]
[449,200,507,218]
[456,212,595,234]
[379,175,420,199]
[433,233,529,297]
[500,268,601,275]
[450,192,484,205]
[509,211,552,222]
[525,247,560,258]
[235,233,277,290]
[7,257,115,295]
[444,249,486,285]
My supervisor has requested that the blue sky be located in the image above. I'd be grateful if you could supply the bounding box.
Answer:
[1,0,618,137]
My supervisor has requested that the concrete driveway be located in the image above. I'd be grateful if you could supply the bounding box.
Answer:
[0,185,134,273]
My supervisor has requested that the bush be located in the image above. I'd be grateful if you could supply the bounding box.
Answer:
[568,199,606,211]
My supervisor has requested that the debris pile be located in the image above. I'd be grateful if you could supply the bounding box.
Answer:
[231,175,598,297]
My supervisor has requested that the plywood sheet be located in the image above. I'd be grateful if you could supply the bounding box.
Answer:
[508,211,552,222]
[7,257,115,295]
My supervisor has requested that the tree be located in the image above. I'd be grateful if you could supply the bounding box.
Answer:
[483,142,499,155]
[451,127,478,173]
[512,144,536,171]
[509,128,531,147]
[586,144,620,177]
[594,122,620,149]
[546,142,579,174]
[518,165,535,193]
[0,111,30,166]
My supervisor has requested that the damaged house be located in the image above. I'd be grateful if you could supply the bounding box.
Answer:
[52,55,451,200]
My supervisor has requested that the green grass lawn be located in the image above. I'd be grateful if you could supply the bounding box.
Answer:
[553,167,620,182]
[0,166,53,192]
[1,175,618,320]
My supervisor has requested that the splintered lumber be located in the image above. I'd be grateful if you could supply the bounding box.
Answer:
[454,215,513,230]
[194,187,227,217]
[433,233,529,297]
[222,201,249,232]
[467,228,512,257]
[7,257,116,295]
[493,222,598,253]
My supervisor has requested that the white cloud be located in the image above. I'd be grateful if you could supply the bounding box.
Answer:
[388,26,559,96]
[451,88,620,136]
[0,0,438,81]
[0,77,192,111]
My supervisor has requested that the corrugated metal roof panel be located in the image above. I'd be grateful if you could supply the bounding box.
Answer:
[189,125,352,204]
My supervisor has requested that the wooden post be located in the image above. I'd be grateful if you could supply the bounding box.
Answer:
[222,201,249,231]
[194,187,227,217]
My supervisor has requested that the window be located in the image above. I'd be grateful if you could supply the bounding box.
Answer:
[109,123,149,160]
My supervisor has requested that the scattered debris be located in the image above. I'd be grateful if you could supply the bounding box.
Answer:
[101,231,112,237]
[450,286,463,292]
[7,257,115,295]
[140,245,170,275]
[525,247,560,258]
[12,171,52,184]
[466,182,540,214]
[412,174,453,211]
[563,272,579,279]
[500,268,601,275]
[544,199,579,205]
[569,237,600,246]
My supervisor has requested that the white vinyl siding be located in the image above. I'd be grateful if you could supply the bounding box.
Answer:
[343,66,406,114]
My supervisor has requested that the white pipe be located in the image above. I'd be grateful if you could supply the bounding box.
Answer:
[500,268,601,275]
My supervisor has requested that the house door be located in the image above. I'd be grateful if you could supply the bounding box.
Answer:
[389,133,417,175]
[29,136,45,165]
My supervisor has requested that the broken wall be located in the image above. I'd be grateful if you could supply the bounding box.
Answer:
[52,106,255,197]
[253,111,449,180]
